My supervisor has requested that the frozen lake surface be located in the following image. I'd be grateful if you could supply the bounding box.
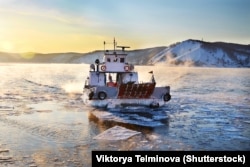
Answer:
[0,63,249,166]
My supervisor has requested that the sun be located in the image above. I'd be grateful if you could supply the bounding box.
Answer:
[0,41,14,52]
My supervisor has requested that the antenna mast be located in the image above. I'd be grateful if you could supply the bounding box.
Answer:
[113,38,116,51]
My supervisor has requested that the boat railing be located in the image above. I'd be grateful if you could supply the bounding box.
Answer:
[117,82,155,99]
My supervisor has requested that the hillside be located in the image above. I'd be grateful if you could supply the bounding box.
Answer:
[0,40,249,67]
[146,40,250,67]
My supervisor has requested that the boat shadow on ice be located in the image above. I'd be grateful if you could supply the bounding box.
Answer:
[88,106,170,130]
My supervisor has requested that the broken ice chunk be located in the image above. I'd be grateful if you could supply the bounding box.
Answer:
[93,126,141,140]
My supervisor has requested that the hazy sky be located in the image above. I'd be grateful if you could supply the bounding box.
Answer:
[0,0,249,53]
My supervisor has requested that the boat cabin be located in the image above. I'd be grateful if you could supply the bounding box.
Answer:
[85,39,138,88]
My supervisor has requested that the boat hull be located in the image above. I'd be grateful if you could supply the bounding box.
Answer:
[82,96,167,108]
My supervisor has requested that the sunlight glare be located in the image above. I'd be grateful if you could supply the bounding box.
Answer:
[21,52,35,59]
[0,41,14,52]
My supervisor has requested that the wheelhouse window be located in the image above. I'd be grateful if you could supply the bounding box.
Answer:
[120,58,125,63]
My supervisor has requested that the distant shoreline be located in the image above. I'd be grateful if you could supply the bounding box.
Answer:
[1,39,249,67]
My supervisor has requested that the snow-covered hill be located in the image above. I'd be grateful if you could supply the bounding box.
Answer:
[145,40,250,67]
[1,39,249,67]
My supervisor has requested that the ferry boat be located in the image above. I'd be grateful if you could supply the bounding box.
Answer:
[82,39,171,108]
